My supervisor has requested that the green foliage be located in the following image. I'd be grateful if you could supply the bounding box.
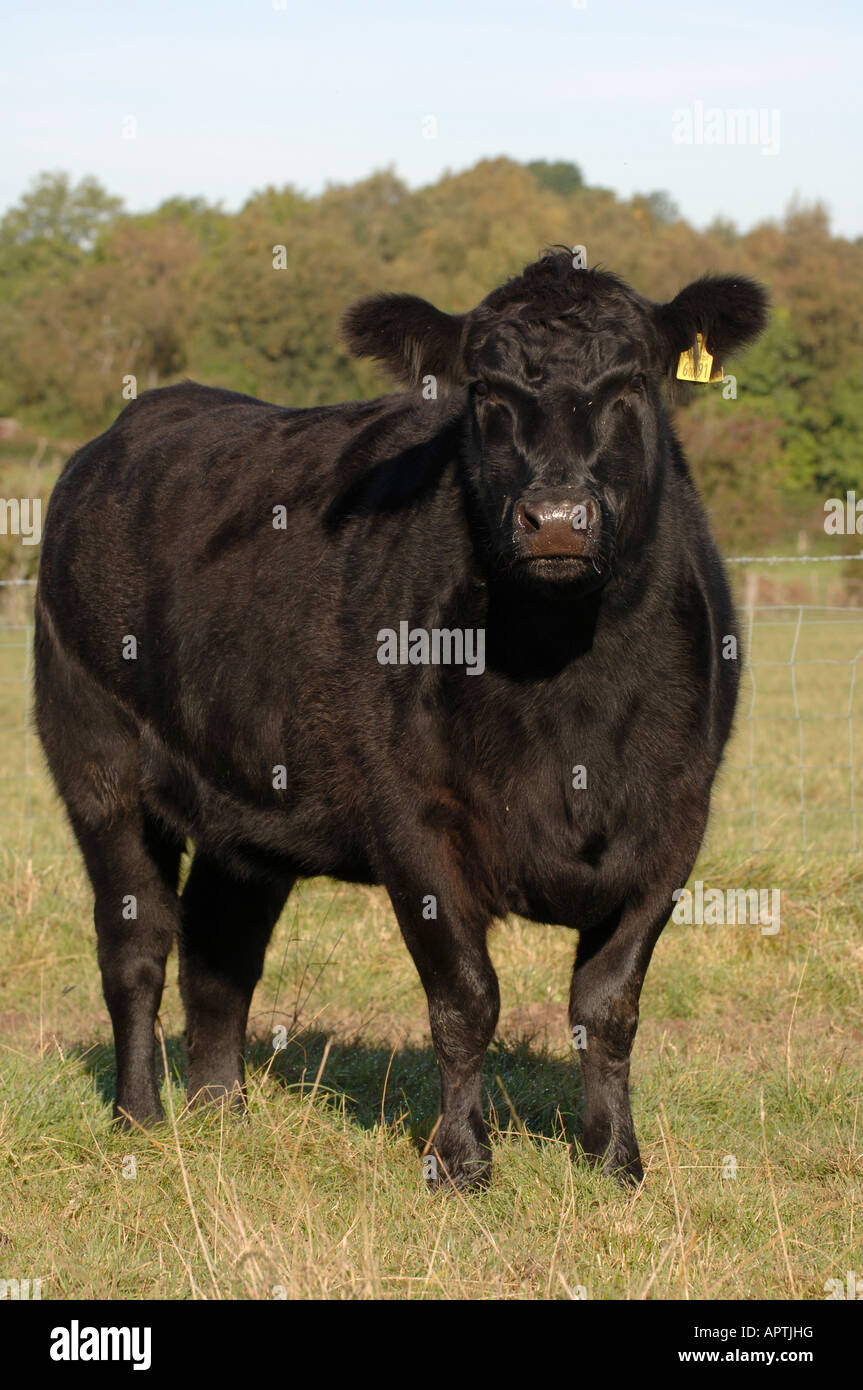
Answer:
[526,159,584,198]
[1,161,861,551]
[0,173,125,303]
[0,171,123,250]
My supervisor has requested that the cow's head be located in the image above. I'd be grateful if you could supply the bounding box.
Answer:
[342,251,768,595]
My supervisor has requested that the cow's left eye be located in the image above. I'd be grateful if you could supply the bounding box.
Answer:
[617,374,646,405]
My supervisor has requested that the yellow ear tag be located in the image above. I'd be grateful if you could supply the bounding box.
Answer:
[676,332,724,383]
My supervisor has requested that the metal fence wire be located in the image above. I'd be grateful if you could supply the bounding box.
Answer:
[0,579,37,854]
[715,602,863,853]
[3,564,863,858]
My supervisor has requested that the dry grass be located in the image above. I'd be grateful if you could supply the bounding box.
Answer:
[0,589,861,1300]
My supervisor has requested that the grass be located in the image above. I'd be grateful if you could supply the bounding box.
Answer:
[0,589,861,1300]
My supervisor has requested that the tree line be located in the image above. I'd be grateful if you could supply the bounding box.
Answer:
[1,158,861,551]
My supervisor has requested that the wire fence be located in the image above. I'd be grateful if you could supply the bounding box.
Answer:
[711,600,863,854]
[3,562,863,859]
[0,579,37,856]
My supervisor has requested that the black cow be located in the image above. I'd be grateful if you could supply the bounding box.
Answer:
[34,251,767,1189]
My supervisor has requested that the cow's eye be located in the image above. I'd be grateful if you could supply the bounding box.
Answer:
[617,373,646,405]
[473,381,489,399]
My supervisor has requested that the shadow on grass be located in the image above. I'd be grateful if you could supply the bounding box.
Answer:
[71,1030,584,1151]
[71,1034,187,1112]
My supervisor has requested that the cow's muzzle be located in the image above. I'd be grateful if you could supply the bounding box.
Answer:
[513,492,601,559]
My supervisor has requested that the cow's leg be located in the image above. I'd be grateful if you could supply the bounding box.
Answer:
[179,855,290,1108]
[34,622,184,1126]
[73,810,184,1127]
[34,625,183,1123]
[569,882,682,1186]
[384,859,499,1190]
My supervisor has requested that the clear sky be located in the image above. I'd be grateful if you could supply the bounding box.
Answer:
[2,0,861,236]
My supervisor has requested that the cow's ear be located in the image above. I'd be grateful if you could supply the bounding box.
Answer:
[654,275,769,371]
[341,293,466,388]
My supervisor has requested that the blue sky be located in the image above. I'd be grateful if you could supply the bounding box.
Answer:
[2,0,861,235]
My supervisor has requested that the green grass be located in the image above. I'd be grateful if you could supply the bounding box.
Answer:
[0,588,861,1300]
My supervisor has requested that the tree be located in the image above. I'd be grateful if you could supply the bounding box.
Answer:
[0,173,124,304]
[0,172,123,250]
[526,160,584,198]
[642,190,679,224]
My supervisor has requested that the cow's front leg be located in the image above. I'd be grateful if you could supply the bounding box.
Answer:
[385,861,499,1190]
[569,885,678,1186]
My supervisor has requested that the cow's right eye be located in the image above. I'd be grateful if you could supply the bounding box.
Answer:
[473,381,489,398]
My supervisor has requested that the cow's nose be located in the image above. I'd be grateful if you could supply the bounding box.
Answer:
[515,495,600,557]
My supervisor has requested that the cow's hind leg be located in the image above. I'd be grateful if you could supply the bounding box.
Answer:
[179,855,290,1108]
[34,622,184,1127]
[72,810,184,1127]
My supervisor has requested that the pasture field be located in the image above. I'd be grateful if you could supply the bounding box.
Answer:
[0,581,861,1301]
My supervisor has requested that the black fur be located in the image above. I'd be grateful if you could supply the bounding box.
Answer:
[35,250,768,1189]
